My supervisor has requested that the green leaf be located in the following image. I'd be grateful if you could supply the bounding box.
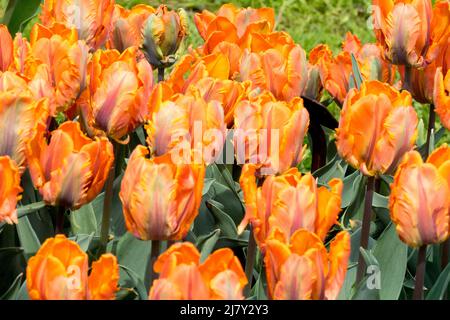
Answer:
[16,201,46,218]
[113,232,151,282]
[313,154,347,185]
[426,263,450,300]
[350,53,363,90]
[0,273,23,300]
[70,203,98,236]
[118,265,148,300]
[373,223,407,299]
[2,0,41,34]
[199,229,221,263]
[16,216,41,256]
[372,192,389,208]
[351,274,381,300]
[202,178,215,196]
[348,227,375,264]
[206,199,238,238]
[16,280,30,300]
[351,248,380,300]
[337,264,357,300]
[69,233,95,252]
[341,170,363,208]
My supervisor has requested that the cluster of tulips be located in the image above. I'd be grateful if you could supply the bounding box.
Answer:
[0,0,449,300]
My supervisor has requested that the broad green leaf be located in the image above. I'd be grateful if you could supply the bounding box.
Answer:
[202,178,215,196]
[113,232,151,283]
[199,229,221,263]
[373,223,407,299]
[16,201,46,218]
[313,154,347,185]
[16,280,30,300]
[0,273,23,300]
[16,216,41,256]
[351,275,381,300]
[69,233,95,252]
[426,263,450,300]
[206,199,238,238]
[372,192,389,208]
[118,265,148,300]
[2,0,41,34]
[349,227,376,264]
[70,203,98,236]
[351,248,380,300]
[337,264,357,300]
[341,170,363,208]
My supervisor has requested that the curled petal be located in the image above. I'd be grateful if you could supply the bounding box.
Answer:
[0,156,22,224]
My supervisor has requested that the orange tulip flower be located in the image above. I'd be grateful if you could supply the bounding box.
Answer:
[0,90,49,172]
[185,77,251,128]
[342,32,396,85]
[146,90,226,165]
[389,149,449,247]
[233,92,309,175]
[400,36,449,104]
[0,156,22,224]
[149,242,247,300]
[83,47,153,141]
[372,0,450,67]
[304,45,331,101]
[0,71,29,94]
[119,145,205,241]
[0,25,13,72]
[434,66,450,130]
[0,24,31,74]
[265,229,350,300]
[26,121,114,209]
[195,3,275,54]
[141,5,188,68]
[239,40,309,101]
[40,0,115,50]
[165,52,234,93]
[27,235,119,300]
[317,46,359,105]
[24,23,89,115]
[238,164,343,250]
[336,80,418,176]
[108,4,156,52]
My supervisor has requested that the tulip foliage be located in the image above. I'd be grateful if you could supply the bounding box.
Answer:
[0,0,450,302]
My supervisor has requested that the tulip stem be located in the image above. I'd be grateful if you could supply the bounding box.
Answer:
[157,67,165,82]
[403,66,412,92]
[356,176,375,284]
[146,240,161,291]
[55,206,65,235]
[413,245,427,300]
[244,225,257,297]
[99,142,118,254]
[424,104,435,158]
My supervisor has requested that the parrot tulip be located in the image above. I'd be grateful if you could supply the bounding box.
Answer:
[238,164,343,250]
[0,156,22,225]
[389,149,449,248]
[26,121,114,209]
[27,235,119,300]
[149,242,247,300]
[265,229,350,300]
[119,145,205,241]
[336,80,418,176]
